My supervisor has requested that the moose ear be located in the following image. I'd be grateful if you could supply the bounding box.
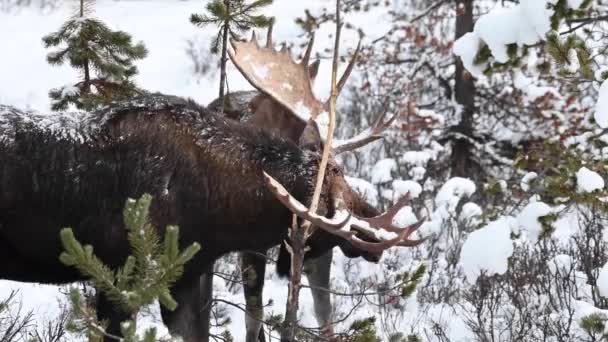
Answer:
[298,120,323,152]
[308,59,320,81]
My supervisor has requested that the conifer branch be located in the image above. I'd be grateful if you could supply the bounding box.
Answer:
[59,194,200,341]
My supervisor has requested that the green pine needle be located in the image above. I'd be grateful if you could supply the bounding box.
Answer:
[59,193,200,339]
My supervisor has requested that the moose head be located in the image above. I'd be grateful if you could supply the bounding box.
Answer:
[226,24,424,261]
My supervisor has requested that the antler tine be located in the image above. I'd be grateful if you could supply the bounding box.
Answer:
[371,107,400,132]
[359,192,414,233]
[335,38,361,96]
[348,219,425,253]
[266,21,274,48]
[302,33,316,66]
[263,172,352,230]
[332,110,400,154]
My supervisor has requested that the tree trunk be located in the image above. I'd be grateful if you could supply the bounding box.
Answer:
[451,0,476,178]
[200,271,213,342]
[83,61,91,94]
[281,220,306,342]
[80,0,91,95]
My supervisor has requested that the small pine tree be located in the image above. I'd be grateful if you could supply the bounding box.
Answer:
[190,0,273,104]
[59,194,200,341]
[42,0,148,111]
[580,313,608,341]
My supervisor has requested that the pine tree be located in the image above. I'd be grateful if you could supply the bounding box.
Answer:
[190,0,273,105]
[42,0,148,111]
[59,194,200,341]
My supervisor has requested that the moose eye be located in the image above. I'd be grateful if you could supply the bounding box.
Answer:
[329,164,342,176]
[302,143,320,153]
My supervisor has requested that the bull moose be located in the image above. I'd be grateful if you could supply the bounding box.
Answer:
[0,91,422,341]
[206,25,402,341]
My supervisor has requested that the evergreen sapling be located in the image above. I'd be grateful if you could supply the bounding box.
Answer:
[42,0,147,111]
[190,0,273,108]
[59,194,200,341]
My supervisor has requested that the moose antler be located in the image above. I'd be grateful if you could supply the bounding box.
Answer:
[228,23,359,123]
[333,110,400,154]
[263,172,425,253]
[229,25,401,154]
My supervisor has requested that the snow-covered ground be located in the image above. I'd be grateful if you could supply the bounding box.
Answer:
[0,1,396,340]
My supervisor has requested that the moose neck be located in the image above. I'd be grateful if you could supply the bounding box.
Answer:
[100,95,324,256]
[167,107,322,254]
[184,111,319,202]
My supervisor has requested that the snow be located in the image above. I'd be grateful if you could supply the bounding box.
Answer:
[597,262,608,298]
[576,167,605,193]
[0,282,67,319]
[552,211,580,244]
[435,177,476,213]
[60,85,79,97]
[460,217,515,283]
[452,0,588,79]
[392,206,418,228]
[345,176,379,207]
[293,101,312,121]
[392,179,422,199]
[568,0,585,9]
[0,104,95,143]
[521,171,538,192]
[514,71,561,101]
[548,254,574,275]
[452,32,485,77]
[459,202,482,222]
[565,48,580,73]
[595,80,608,128]
[417,109,445,125]
[519,0,556,37]
[370,158,397,184]
[409,166,426,181]
[401,150,432,166]
[516,201,553,243]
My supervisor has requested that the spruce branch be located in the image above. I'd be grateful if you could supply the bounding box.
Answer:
[59,194,200,341]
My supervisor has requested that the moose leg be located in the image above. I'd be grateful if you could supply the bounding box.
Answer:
[240,249,267,342]
[304,250,334,337]
[161,276,204,342]
[96,291,133,342]
[200,269,214,342]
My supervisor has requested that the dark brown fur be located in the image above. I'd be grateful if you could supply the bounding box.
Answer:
[0,94,343,341]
